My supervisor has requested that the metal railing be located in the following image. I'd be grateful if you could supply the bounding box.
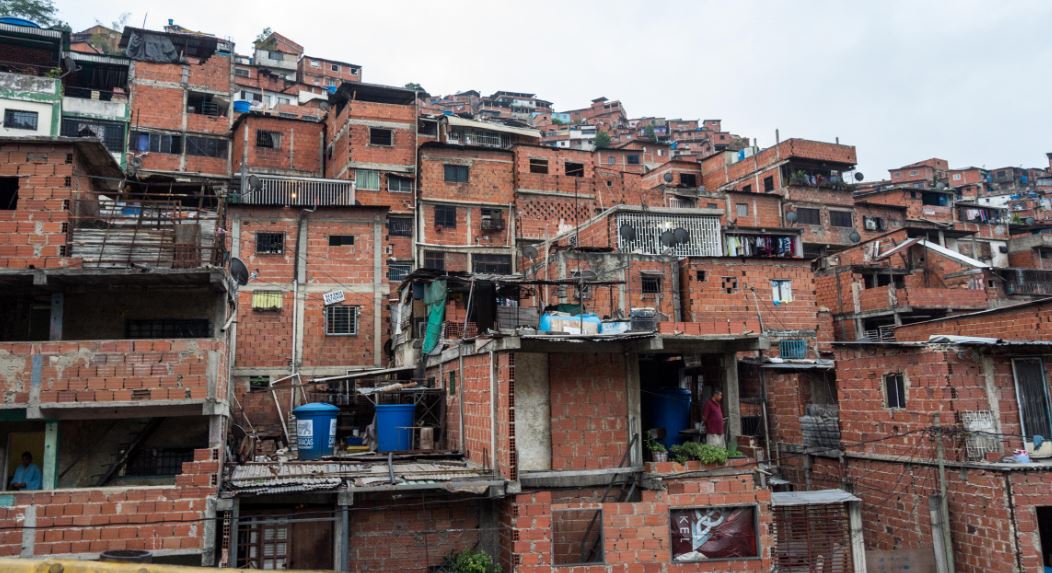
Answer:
[232,174,355,206]
[999,268,1052,296]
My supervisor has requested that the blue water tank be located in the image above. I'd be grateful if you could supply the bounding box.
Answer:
[646,387,692,449]
[376,403,416,452]
[292,403,339,460]
[233,100,252,113]
[327,85,338,94]
[0,17,41,28]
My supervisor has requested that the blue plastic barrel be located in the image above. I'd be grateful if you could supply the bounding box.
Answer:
[233,100,252,113]
[292,403,339,460]
[376,403,416,452]
[646,387,692,449]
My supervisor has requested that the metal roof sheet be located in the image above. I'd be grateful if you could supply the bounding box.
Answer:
[771,488,860,507]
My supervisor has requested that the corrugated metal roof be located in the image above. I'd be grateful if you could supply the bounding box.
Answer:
[227,460,496,495]
[771,488,860,507]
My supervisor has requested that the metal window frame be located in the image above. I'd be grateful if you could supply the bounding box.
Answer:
[256,232,285,254]
[443,164,469,183]
[883,372,906,409]
[387,262,412,281]
[829,209,854,228]
[423,250,445,271]
[472,254,512,274]
[795,207,821,225]
[387,175,413,193]
[368,127,394,146]
[256,130,282,149]
[640,274,662,294]
[435,205,457,228]
[1012,357,1052,441]
[771,279,793,303]
[324,305,359,336]
[355,169,381,191]
[3,109,39,130]
[387,216,413,237]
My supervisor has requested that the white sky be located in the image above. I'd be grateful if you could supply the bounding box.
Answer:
[57,0,1052,180]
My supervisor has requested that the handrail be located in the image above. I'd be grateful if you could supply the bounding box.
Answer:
[578,432,639,563]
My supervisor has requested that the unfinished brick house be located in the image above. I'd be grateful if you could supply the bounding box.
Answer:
[0,137,228,563]
[297,55,361,90]
[120,26,233,180]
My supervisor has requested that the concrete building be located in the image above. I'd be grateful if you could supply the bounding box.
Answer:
[0,21,65,138]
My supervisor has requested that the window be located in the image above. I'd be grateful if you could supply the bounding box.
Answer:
[251,291,283,311]
[1013,358,1051,440]
[256,130,282,149]
[388,215,413,237]
[356,169,380,191]
[607,156,615,165]
[553,509,604,566]
[61,118,125,152]
[186,92,227,116]
[369,128,393,146]
[721,276,738,294]
[423,250,445,271]
[435,205,457,228]
[641,274,661,295]
[330,63,339,72]
[132,131,182,154]
[473,254,512,274]
[350,67,359,75]
[418,120,437,136]
[125,448,195,477]
[742,184,752,193]
[256,232,285,254]
[248,375,270,391]
[680,173,697,187]
[884,373,906,409]
[186,136,228,158]
[909,169,918,176]
[771,280,793,303]
[565,162,585,177]
[268,50,284,61]
[529,158,549,174]
[234,68,251,78]
[695,270,706,281]
[779,338,807,359]
[0,177,18,210]
[388,175,413,193]
[921,191,948,206]
[953,173,962,181]
[863,216,886,231]
[736,203,749,217]
[795,207,821,225]
[626,154,641,165]
[444,164,469,183]
[325,305,358,336]
[328,235,355,246]
[126,319,210,339]
[764,175,775,192]
[388,262,412,281]
[829,210,853,227]
[448,370,456,396]
[3,109,38,130]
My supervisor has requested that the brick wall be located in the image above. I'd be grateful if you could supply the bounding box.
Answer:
[895,299,1052,341]
[0,338,224,405]
[501,473,773,572]
[442,352,516,476]
[0,447,218,557]
[232,116,324,176]
[349,496,482,572]
[549,353,628,470]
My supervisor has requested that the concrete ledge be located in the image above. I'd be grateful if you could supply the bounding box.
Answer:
[519,466,644,488]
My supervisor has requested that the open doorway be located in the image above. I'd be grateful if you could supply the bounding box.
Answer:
[5,431,44,491]
[640,355,725,453]
[1037,506,1052,570]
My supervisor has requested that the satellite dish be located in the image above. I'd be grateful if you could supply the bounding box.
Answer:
[521,245,538,259]
[663,172,674,183]
[248,174,262,192]
[785,210,798,223]
[672,227,689,244]
[619,224,637,241]
[659,230,676,247]
[229,257,250,286]
[848,230,862,243]
[854,172,865,182]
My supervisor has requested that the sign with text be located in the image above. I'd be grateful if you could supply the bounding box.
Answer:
[323,289,345,305]
[670,506,758,562]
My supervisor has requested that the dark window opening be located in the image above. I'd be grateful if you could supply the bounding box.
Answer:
[921,191,949,206]
[388,175,413,193]
[234,68,251,78]
[863,216,886,231]
[249,376,270,391]
[529,158,549,174]
[256,232,285,254]
[722,276,738,294]
[256,130,282,149]
[125,448,195,476]
[126,319,210,339]
[388,262,412,281]
[3,109,38,130]
[481,207,504,231]
[641,274,661,294]
[186,92,227,117]
[61,118,125,152]
[829,210,853,227]
[325,305,358,336]
[435,205,457,228]
[695,270,705,281]
[680,173,697,187]
[565,162,585,177]
[1037,506,1052,570]
[553,509,603,566]
[1014,358,1051,441]
[328,235,354,246]
[742,184,752,193]
[388,216,413,237]
[423,250,445,271]
[764,175,775,192]
[473,254,512,274]
[884,373,906,409]
[626,154,641,165]
[444,164,469,183]
[795,207,821,225]
[418,121,437,136]
[186,136,227,158]
[131,131,182,154]
[0,177,18,210]
[369,128,393,146]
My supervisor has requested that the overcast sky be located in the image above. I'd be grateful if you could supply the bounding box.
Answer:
[57,0,1051,180]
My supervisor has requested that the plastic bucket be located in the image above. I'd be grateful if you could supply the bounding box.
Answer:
[233,99,252,113]
[292,403,339,460]
[376,403,416,452]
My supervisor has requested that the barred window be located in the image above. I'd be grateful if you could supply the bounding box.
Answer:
[325,305,359,336]
[388,215,413,237]
[256,130,282,149]
[256,232,284,254]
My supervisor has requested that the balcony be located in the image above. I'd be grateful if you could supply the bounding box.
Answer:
[62,94,128,121]
[231,173,355,206]
[999,268,1052,296]
[857,285,988,313]
[0,338,226,415]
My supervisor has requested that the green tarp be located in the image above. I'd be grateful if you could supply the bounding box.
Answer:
[422,280,447,354]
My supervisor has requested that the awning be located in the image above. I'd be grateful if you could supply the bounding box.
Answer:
[771,488,860,507]
[445,115,541,139]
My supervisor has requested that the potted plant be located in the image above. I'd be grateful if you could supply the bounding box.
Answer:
[669,442,729,466]
[444,549,502,573]
[647,439,668,462]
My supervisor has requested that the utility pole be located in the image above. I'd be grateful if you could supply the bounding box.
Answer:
[934,413,955,573]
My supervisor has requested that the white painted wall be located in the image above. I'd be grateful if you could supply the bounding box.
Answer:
[0,98,53,137]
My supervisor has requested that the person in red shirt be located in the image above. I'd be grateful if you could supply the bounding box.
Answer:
[702,389,725,448]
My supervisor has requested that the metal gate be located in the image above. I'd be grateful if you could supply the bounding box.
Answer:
[773,502,854,572]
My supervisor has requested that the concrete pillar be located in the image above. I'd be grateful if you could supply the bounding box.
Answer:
[724,353,741,445]
[337,490,353,572]
[42,421,58,489]
[48,291,62,341]
[625,353,642,466]
[848,500,868,573]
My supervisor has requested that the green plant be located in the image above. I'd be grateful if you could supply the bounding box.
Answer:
[669,442,728,465]
[446,549,502,573]
[646,438,666,453]
[594,130,612,149]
